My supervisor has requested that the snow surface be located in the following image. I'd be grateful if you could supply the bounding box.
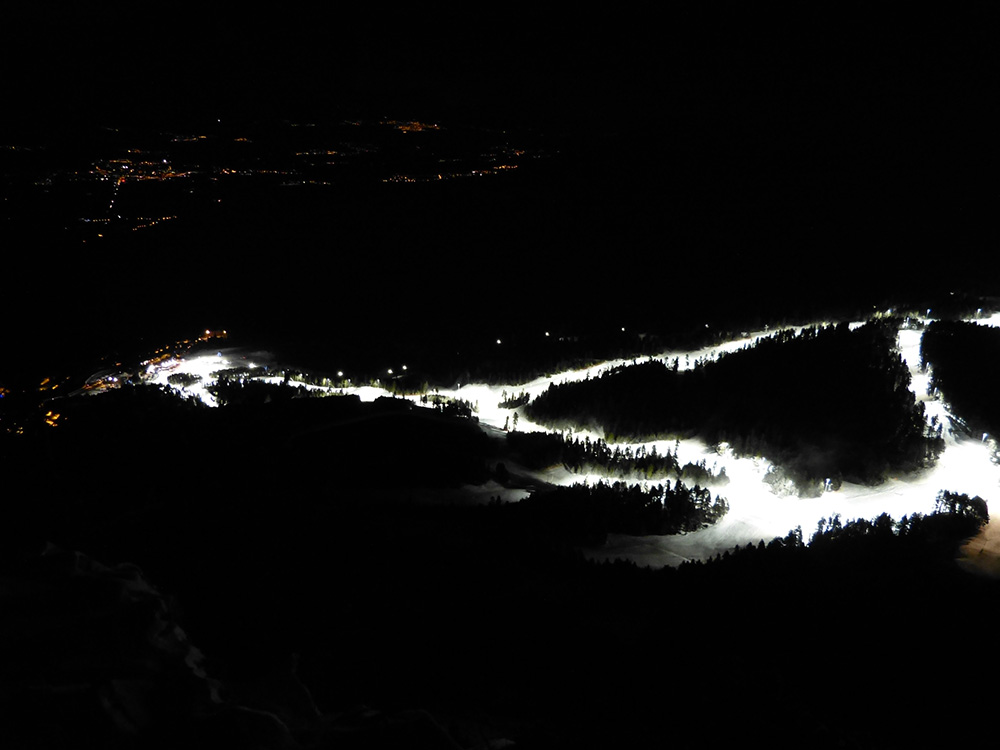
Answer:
[149,315,1000,568]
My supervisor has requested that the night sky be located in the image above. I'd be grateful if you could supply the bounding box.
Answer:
[3,8,997,366]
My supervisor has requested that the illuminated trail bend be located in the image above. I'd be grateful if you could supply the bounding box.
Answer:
[150,315,1000,566]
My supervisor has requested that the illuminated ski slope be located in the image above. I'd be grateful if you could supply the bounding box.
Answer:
[425,314,1000,566]
[146,315,1000,566]
[587,317,1000,566]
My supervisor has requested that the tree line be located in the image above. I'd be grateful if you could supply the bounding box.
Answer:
[166,372,203,387]
[524,319,943,494]
[697,489,988,568]
[505,430,729,485]
[207,374,316,406]
[496,478,729,546]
